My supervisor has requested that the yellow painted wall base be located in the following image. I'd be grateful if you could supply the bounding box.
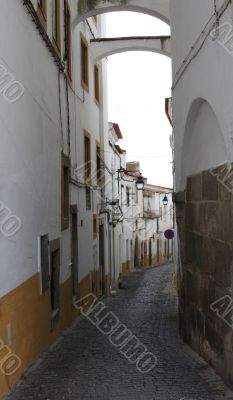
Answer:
[143,257,149,267]
[122,262,127,274]
[152,255,174,267]
[105,274,110,297]
[0,271,94,399]
[122,261,130,274]
[79,274,91,299]
[94,270,100,298]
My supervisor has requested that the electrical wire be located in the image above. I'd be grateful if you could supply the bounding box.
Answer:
[65,77,71,157]
[58,70,64,152]
[70,177,101,190]
[22,0,64,69]
[85,19,96,39]
[102,148,171,158]
[172,0,231,90]
[99,155,114,176]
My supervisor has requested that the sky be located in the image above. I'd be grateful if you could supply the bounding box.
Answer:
[105,12,172,188]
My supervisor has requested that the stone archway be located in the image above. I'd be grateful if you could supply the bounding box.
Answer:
[73,0,170,26]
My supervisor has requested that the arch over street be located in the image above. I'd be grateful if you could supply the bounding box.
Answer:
[90,36,171,62]
[73,0,170,26]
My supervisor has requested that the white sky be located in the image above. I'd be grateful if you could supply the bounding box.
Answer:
[105,12,172,188]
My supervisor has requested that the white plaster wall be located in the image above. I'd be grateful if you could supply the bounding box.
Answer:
[0,0,108,298]
[0,0,64,297]
[70,15,108,283]
[181,100,227,185]
[170,0,233,190]
[141,190,173,262]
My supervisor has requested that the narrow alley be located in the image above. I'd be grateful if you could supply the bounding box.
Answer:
[3,1,233,398]
[5,264,232,400]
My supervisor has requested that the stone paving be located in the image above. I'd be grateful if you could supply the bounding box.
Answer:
[6,263,233,400]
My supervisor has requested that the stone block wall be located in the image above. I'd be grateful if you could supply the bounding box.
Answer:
[174,164,233,387]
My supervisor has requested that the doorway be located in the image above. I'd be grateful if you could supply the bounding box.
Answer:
[149,238,152,265]
[144,241,148,267]
[126,239,129,271]
[157,239,160,263]
[99,222,105,297]
[130,239,133,270]
[70,206,79,302]
[50,239,60,330]
[141,242,144,266]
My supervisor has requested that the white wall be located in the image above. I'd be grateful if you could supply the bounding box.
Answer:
[0,0,63,296]
[0,0,109,298]
[171,0,233,190]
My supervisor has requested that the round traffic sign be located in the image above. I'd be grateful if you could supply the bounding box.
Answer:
[164,229,174,240]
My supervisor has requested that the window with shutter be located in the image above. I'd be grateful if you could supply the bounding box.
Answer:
[84,131,91,183]
[37,0,47,28]
[81,34,89,91]
[94,64,100,105]
[53,0,61,53]
[40,234,49,293]
[65,2,72,79]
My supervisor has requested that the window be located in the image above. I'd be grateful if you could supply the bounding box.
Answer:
[157,239,160,262]
[61,153,70,231]
[71,206,79,301]
[50,239,60,330]
[81,34,89,91]
[93,214,97,239]
[84,131,91,183]
[94,64,100,105]
[156,218,159,234]
[40,234,49,294]
[126,187,130,207]
[65,1,72,79]
[53,0,61,52]
[37,0,47,27]
[86,187,92,210]
[96,142,102,186]
[92,16,97,25]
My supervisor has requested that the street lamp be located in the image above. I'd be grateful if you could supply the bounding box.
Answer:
[136,174,144,191]
[162,195,168,206]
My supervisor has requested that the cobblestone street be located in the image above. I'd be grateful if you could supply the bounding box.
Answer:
[6,264,233,400]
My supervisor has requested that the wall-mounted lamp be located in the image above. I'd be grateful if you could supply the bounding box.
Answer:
[162,195,169,206]
[136,174,144,191]
[107,199,119,206]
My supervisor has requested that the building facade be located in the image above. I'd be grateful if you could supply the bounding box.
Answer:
[0,2,174,397]
[105,126,145,288]
[0,1,110,396]
[4,0,233,392]
[142,184,174,267]
[171,0,233,388]
[70,0,233,388]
